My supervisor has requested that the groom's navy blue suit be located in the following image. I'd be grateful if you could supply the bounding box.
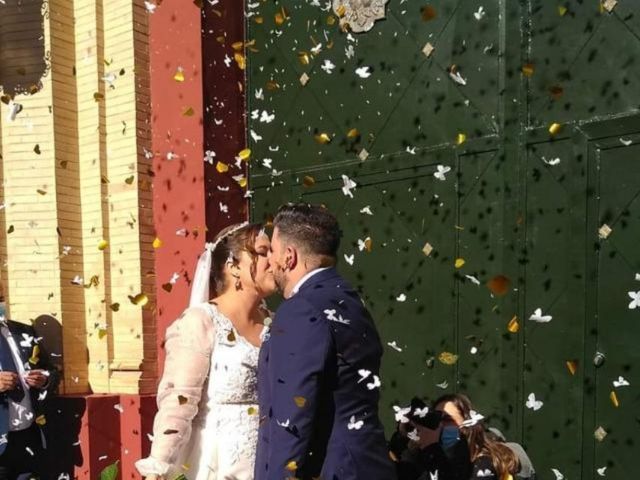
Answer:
[255,268,397,480]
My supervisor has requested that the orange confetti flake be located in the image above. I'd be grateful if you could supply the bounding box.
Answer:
[303,176,316,187]
[507,316,520,333]
[421,5,437,21]
[487,275,511,296]
[438,351,459,365]
[566,360,578,376]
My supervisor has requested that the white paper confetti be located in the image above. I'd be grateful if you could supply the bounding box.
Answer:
[433,165,451,181]
[613,376,630,388]
[355,66,372,78]
[628,291,640,309]
[525,392,543,411]
[529,308,552,323]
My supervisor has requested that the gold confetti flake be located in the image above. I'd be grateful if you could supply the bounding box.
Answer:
[487,275,510,296]
[285,460,298,472]
[558,5,568,16]
[35,415,46,426]
[347,128,359,138]
[422,242,434,256]
[358,149,369,161]
[456,133,467,145]
[566,360,578,376]
[421,5,437,21]
[610,390,619,407]
[216,161,229,173]
[237,148,252,161]
[522,64,535,77]
[93,92,104,101]
[29,345,40,365]
[275,12,286,25]
[152,237,163,249]
[125,175,135,185]
[34,144,41,155]
[6,225,14,234]
[128,293,149,307]
[234,53,246,70]
[254,16,264,24]
[182,106,195,117]
[548,122,562,136]
[247,406,257,415]
[174,68,185,82]
[227,330,236,342]
[178,395,188,405]
[231,41,244,51]
[598,224,612,239]
[507,316,520,333]
[314,133,332,144]
[594,426,608,442]
[327,15,336,25]
[549,85,564,100]
[294,396,307,408]
[363,237,373,252]
[422,42,435,58]
[303,176,316,187]
[162,282,173,293]
[335,5,346,17]
[98,239,109,251]
[98,328,108,339]
[110,303,120,312]
[298,52,311,66]
[602,0,617,12]
[299,73,310,86]
[438,351,459,365]
[455,258,466,269]
[36,188,47,196]
[235,176,248,188]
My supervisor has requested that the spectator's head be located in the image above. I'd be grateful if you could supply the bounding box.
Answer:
[269,203,341,296]
[434,393,519,477]
[209,222,276,298]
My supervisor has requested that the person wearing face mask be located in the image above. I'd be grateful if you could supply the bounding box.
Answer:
[0,282,60,480]
[389,397,471,480]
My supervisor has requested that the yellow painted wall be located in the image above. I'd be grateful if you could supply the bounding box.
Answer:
[0,0,157,395]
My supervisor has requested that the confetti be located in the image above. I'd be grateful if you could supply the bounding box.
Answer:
[421,5,436,21]
[558,5,568,16]
[358,149,369,161]
[594,426,608,442]
[434,165,452,181]
[387,341,403,352]
[152,237,163,249]
[355,66,372,79]
[314,133,332,144]
[448,65,467,86]
[542,156,561,166]
[344,254,354,265]
[522,64,535,77]
[216,162,229,173]
[609,390,619,408]
[628,291,640,309]
[598,224,612,239]
[529,308,552,323]
[110,303,120,312]
[293,396,307,408]
[396,293,407,302]
[566,360,578,376]
[321,59,336,74]
[302,176,315,187]
[613,376,629,388]
[348,415,364,430]
[360,206,373,215]
[456,133,467,145]
[97,239,109,251]
[525,393,543,411]
[182,106,195,117]
[285,460,297,472]
[422,42,435,58]
[173,67,185,82]
[548,122,562,136]
[357,237,372,252]
[128,293,149,307]
[602,0,617,12]
[465,275,481,286]
[551,469,564,480]
[299,73,310,86]
[347,128,359,138]
[341,175,357,198]
[393,405,411,423]
[473,6,486,20]
[597,466,607,477]
[422,242,434,256]
[438,352,458,365]
[454,258,465,269]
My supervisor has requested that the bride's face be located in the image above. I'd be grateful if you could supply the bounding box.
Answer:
[243,233,276,297]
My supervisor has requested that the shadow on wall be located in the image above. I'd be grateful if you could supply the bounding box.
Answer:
[0,0,48,97]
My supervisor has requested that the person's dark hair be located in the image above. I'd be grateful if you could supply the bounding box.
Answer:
[273,203,341,263]
[434,393,519,478]
[210,222,264,294]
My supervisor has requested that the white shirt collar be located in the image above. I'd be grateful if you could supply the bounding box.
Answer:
[289,267,330,298]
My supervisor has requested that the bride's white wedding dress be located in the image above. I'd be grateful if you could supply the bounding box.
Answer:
[136,302,266,480]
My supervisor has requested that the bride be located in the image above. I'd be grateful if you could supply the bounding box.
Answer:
[136,222,275,480]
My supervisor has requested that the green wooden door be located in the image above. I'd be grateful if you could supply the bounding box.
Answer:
[246,1,640,477]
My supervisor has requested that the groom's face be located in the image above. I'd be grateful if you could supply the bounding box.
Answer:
[269,227,289,292]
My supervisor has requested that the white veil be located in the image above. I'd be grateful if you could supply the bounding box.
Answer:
[188,222,249,307]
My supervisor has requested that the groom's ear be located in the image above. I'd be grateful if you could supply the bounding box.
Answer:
[285,245,298,270]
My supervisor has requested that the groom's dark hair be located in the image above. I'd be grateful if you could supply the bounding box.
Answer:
[274,203,341,262]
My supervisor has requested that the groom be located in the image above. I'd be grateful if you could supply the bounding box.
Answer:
[255,203,396,480]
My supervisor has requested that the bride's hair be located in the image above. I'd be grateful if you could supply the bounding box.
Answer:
[209,222,264,295]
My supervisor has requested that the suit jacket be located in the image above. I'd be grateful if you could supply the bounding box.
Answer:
[255,268,397,480]
[0,319,60,455]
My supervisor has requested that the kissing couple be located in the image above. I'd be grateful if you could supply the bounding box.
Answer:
[136,203,397,480]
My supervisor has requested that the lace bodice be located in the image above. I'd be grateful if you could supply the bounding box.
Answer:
[203,303,261,405]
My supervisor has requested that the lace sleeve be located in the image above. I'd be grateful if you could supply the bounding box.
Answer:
[136,306,214,476]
